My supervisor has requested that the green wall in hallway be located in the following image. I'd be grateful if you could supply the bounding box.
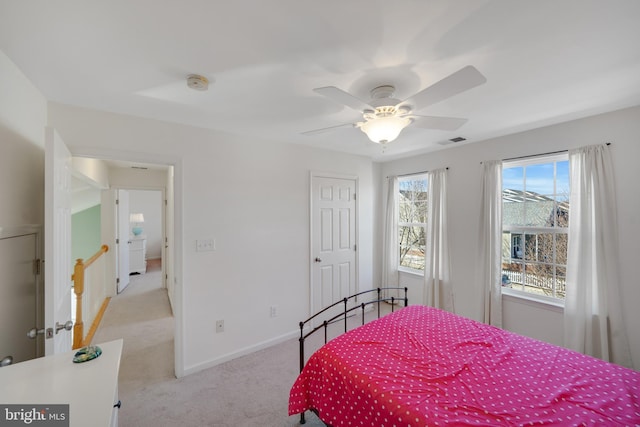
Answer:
[72,204,101,265]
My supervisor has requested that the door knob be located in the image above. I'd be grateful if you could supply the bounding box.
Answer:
[314,257,322,263]
[27,328,45,339]
[55,320,73,334]
[1,356,13,367]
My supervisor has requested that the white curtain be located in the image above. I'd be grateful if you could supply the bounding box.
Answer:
[477,160,503,327]
[564,144,632,368]
[424,168,454,311]
[382,176,399,294]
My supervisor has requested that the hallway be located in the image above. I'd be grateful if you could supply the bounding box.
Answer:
[91,259,175,425]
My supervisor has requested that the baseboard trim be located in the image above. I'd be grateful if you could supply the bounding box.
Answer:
[182,329,300,376]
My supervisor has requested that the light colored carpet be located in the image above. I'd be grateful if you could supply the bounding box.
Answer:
[92,260,392,426]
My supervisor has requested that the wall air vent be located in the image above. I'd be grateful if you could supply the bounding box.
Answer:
[131,166,148,170]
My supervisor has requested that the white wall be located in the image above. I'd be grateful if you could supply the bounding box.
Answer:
[0,51,47,228]
[378,106,640,368]
[47,102,375,375]
[72,157,109,189]
[109,167,168,189]
[71,157,109,215]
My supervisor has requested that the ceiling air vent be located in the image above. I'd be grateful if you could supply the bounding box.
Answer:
[438,136,467,146]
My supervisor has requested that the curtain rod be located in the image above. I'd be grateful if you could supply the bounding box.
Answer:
[387,167,449,179]
[482,142,611,164]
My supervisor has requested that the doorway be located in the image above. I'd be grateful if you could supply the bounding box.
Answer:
[75,154,180,376]
[120,189,164,285]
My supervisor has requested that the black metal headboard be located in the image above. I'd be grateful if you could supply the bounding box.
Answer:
[296,287,408,424]
[298,287,408,373]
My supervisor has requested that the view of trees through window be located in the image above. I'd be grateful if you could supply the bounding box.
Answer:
[398,174,428,270]
[502,155,569,299]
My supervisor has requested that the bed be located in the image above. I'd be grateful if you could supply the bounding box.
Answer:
[289,304,640,426]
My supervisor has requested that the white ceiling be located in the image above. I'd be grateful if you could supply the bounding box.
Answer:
[2,0,639,161]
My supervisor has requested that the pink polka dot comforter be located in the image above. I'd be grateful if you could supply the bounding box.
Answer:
[289,305,640,426]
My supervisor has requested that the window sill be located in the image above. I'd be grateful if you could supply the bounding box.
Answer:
[501,287,564,311]
[398,267,424,278]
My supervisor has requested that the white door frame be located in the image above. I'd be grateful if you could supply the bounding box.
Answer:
[309,171,359,319]
[116,189,130,293]
[63,146,185,378]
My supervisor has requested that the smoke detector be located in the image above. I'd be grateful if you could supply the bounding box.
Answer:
[187,74,209,91]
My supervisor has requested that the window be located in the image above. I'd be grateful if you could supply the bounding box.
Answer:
[502,154,569,300]
[398,174,428,271]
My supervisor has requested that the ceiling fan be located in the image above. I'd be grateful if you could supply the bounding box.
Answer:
[303,65,486,144]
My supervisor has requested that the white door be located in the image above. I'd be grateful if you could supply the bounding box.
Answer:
[44,127,74,355]
[311,175,357,317]
[117,189,130,293]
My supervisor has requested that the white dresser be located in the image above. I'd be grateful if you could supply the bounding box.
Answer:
[0,339,123,427]
[129,235,146,274]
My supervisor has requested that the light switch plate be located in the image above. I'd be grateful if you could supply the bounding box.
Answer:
[196,238,215,252]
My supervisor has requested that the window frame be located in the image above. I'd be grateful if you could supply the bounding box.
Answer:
[501,153,569,305]
[397,173,428,274]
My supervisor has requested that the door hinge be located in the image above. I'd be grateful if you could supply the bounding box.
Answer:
[354,193,357,200]
[354,244,357,251]
[165,199,168,206]
[33,259,42,275]
[116,198,119,205]
[116,238,119,244]
[116,278,120,284]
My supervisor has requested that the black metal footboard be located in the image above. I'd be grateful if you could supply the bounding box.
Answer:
[297,287,408,424]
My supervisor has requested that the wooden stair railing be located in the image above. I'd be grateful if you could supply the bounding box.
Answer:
[71,244,109,350]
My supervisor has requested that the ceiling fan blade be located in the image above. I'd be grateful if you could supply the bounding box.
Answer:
[401,65,486,111]
[301,122,356,136]
[410,115,468,131]
[313,86,373,112]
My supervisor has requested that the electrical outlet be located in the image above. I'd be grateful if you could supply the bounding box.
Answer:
[196,238,216,252]
[216,320,224,333]
[270,305,278,318]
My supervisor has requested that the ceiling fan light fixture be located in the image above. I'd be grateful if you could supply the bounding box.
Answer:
[307,66,485,142]
[360,115,411,144]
